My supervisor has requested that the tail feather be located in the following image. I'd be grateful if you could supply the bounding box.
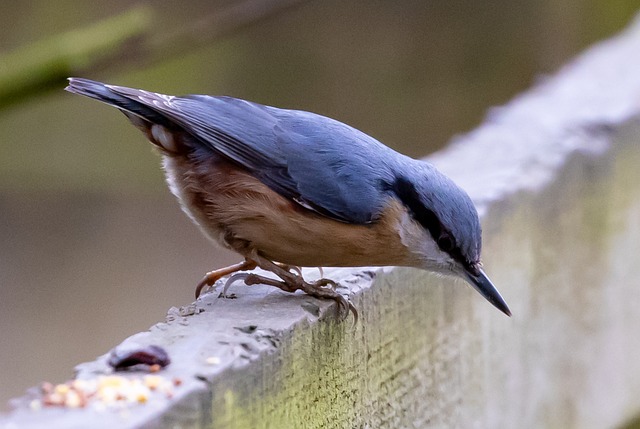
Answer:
[65,78,173,127]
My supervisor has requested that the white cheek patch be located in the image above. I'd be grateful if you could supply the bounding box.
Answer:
[151,124,178,152]
[397,210,426,250]
[396,211,454,271]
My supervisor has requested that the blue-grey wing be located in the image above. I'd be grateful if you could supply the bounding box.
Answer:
[271,110,398,223]
[106,85,396,223]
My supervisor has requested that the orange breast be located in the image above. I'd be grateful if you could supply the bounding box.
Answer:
[164,151,416,268]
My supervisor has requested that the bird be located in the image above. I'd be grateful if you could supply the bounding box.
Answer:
[65,78,511,319]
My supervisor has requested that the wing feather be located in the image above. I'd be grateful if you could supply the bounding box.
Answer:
[105,84,398,223]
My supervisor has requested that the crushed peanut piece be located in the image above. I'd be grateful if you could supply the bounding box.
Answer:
[35,374,180,410]
[205,356,221,366]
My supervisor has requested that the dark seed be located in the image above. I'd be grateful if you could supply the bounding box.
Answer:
[108,345,170,371]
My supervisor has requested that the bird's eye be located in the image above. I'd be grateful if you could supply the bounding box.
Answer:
[437,233,454,252]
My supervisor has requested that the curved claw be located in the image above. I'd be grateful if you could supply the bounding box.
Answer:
[221,273,251,297]
[195,275,212,299]
[330,293,358,324]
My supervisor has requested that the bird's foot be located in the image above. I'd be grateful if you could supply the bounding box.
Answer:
[243,273,357,322]
[195,259,257,298]
[196,251,357,322]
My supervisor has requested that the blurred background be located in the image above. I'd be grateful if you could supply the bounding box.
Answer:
[0,0,638,411]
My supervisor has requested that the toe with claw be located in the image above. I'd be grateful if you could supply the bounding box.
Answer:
[243,272,357,322]
[195,259,257,298]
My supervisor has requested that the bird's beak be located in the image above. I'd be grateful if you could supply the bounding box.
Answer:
[464,268,511,317]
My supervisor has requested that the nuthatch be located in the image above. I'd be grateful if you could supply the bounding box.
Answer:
[65,78,511,318]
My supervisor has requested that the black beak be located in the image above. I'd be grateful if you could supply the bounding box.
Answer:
[464,268,511,317]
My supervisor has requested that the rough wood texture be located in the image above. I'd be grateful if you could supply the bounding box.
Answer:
[3,15,640,429]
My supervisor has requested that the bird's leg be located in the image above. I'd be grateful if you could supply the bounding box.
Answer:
[245,251,357,321]
[275,264,324,281]
[274,262,303,277]
[195,259,257,298]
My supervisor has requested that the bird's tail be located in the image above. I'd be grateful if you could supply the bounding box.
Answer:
[65,78,172,127]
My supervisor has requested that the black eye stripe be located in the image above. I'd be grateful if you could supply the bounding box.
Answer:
[389,176,469,266]
[389,177,447,244]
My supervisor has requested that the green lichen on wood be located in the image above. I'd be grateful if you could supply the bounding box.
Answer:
[207,271,480,429]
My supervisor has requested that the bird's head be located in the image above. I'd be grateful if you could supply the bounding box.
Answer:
[388,162,511,316]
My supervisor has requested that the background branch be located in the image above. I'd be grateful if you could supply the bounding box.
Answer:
[0,0,307,110]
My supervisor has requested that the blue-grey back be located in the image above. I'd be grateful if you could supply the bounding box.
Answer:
[140,93,403,223]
